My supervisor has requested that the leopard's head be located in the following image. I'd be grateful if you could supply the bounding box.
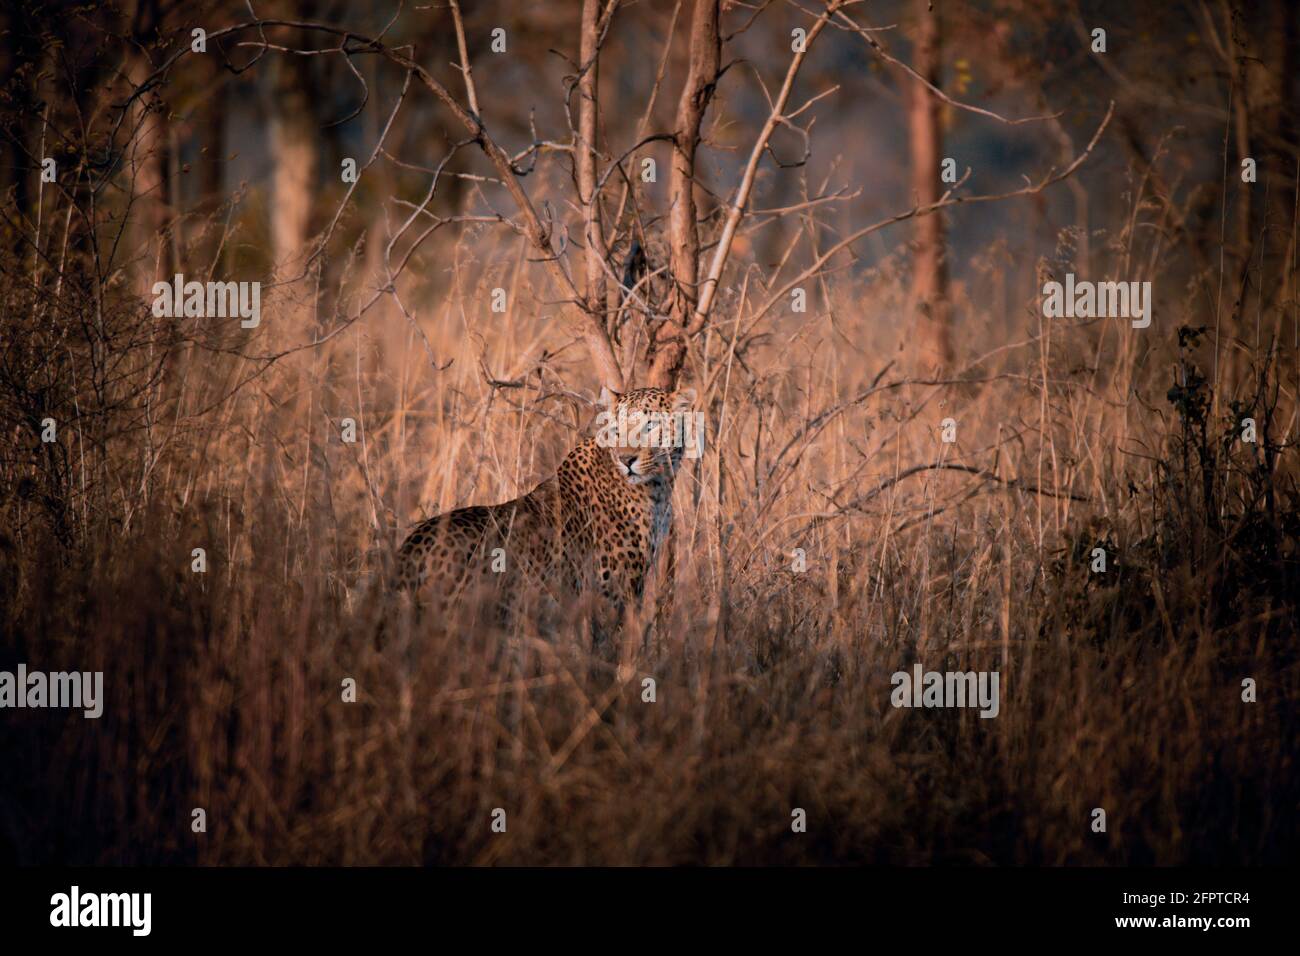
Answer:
[594,386,700,486]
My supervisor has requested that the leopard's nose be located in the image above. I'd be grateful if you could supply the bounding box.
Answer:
[620,454,638,470]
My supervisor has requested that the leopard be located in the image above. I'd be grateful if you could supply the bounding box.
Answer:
[394,386,698,634]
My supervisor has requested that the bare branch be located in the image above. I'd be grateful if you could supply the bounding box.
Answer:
[647,0,841,387]
[751,102,1117,326]
[448,0,481,119]
[119,15,629,393]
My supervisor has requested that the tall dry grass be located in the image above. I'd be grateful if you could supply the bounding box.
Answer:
[2,192,1298,865]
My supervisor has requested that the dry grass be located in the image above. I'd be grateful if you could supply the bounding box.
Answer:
[2,225,1297,865]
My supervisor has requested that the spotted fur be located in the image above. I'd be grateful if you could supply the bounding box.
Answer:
[394,387,696,629]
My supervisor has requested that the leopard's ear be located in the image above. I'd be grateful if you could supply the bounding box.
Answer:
[671,387,697,412]
[598,386,622,408]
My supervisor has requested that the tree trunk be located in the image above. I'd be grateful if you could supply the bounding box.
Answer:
[578,0,609,334]
[647,0,719,390]
[1222,0,1296,393]
[1253,2,1296,342]
[270,48,318,299]
[127,0,169,298]
[905,0,952,371]
[197,61,228,274]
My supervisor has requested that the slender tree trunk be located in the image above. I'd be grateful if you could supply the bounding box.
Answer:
[127,0,169,299]
[265,30,321,522]
[1,9,37,258]
[127,68,168,297]
[270,48,317,298]
[1228,4,1252,363]
[905,0,952,371]
[1255,2,1296,338]
[647,0,719,390]
[1223,1,1295,390]
[198,64,227,274]
[578,0,609,336]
